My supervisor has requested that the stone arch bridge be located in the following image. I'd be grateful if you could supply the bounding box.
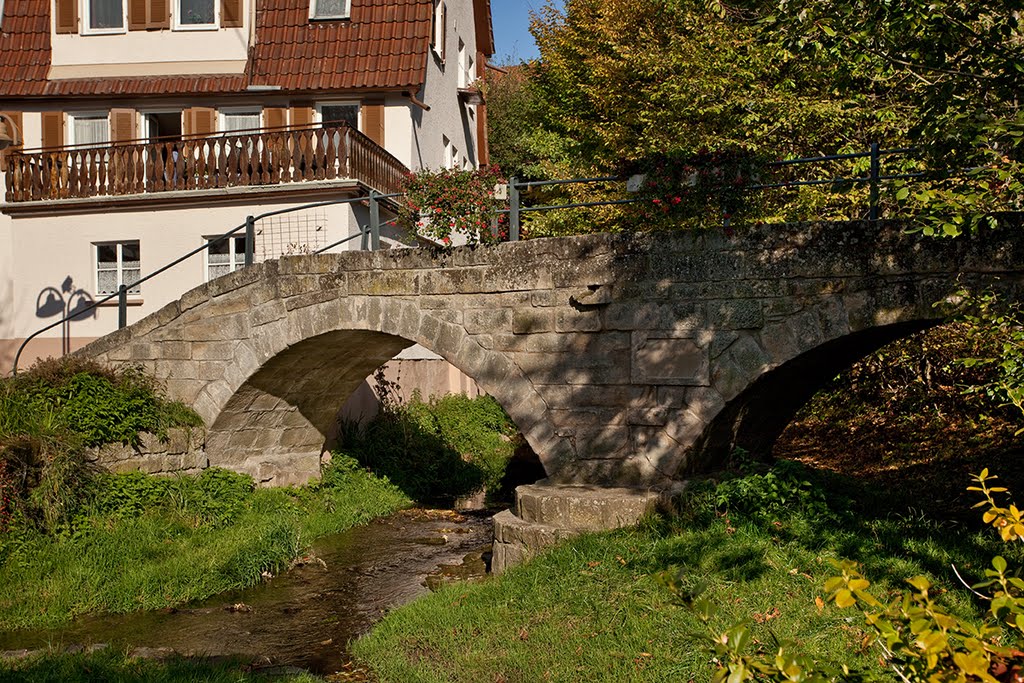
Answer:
[82,220,1024,490]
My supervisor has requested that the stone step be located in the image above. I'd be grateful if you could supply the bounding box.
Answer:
[492,509,578,575]
[513,482,662,531]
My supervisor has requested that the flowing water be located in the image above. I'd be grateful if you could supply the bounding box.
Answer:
[0,509,493,675]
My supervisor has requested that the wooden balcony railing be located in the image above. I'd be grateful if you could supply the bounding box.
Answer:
[3,123,409,203]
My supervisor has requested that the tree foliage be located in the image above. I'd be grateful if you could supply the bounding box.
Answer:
[714,0,1024,234]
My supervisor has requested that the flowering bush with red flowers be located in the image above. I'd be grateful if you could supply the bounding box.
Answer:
[629,148,775,228]
[399,165,508,245]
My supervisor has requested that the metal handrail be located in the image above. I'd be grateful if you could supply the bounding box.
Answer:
[12,143,970,374]
[11,193,378,375]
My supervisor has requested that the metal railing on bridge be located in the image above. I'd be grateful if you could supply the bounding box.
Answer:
[11,142,967,375]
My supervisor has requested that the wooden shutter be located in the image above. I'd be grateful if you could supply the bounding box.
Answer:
[55,0,78,33]
[149,0,169,28]
[264,107,287,131]
[128,0,147,29]
[41,112,65,150]
[289,105,314,128]
[361,102,385,147]
[221,0,243,27]
[183,107,217,136]
[129,0,169,30]
[110,109,138,142]
[0,112,23,172]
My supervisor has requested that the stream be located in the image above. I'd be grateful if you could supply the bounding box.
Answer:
[0,509,494,675]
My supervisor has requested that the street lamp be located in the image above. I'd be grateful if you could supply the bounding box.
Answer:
[0,113,21,151]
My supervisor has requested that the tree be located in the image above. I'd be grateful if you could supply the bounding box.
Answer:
[713,0,1024,234]
[504,0,926,235]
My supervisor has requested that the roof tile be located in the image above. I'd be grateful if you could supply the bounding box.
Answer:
[0,0,435,97]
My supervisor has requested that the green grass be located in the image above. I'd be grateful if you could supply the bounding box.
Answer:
[353,464,1014,682]
[0,458,410,630]
[0,648,321,682]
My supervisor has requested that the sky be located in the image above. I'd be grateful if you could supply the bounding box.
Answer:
[490,1,563,65]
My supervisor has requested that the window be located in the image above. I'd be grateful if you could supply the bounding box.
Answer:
[68,112,110,147]
[85,0,124,32]
[457,39,475,88]
[95,241,141,296]
[317,103,359,129]
[219,109,261,134]
[177,0,216,27]
[205,235,247,281]
[310,0,348,19]
[430,0,446,61]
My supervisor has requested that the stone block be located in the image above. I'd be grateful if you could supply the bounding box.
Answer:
[208,265,262,298]
[348,270,420,296]
[512,308,554,335]
[191,341,236,361]
[631,331,709,386]
[464,308,511,335]
[711,299,764,330]
[418,268,485,295]
[555,307,602,333]
[514,483,660,531]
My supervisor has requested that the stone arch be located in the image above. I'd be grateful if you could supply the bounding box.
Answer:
[180,288,554,486]
[687,319,937,471]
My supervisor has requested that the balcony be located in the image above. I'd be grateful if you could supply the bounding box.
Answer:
[3,123,408,208]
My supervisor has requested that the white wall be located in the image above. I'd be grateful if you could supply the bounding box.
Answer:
[0,192,362,357]
[413,0,480,171]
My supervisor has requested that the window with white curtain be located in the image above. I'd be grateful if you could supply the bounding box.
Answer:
[69,113,110,147]
[178,0,216,26]
[205,235,247,281]
[95,241,141,296]
[87,0,124,31]
[219,110,262,134]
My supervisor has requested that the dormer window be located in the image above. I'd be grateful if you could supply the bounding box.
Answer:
[177,0,216,28]
[309,0,349,20]
[86,0,124,32]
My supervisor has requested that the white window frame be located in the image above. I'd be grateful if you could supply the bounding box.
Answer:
[174,0,219,31]
[218,108,263,135]
[67,111,111,147]
[81,0,127,35]
[309,0,350,20]
[94,241,142,297]
[315,101,361,129]
[431,0,446,62]
[203,234,248,282]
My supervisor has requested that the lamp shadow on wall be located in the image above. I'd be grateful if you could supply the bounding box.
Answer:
[35,275,96,356]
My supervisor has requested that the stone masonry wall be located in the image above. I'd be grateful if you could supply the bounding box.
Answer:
[87,427,207,475]
[78,220,1024,488]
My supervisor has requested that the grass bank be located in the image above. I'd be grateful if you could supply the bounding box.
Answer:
[0,648,319,682]
[0,457,409,630]
[354,461,1015,682]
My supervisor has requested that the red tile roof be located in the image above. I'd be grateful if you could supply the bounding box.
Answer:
[0,0,444,98]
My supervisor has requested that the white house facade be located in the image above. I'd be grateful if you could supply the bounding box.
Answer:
[0,0,493,371]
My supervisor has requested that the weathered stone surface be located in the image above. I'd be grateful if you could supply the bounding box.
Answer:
[73,221,1024,488]
[515,483,660,531]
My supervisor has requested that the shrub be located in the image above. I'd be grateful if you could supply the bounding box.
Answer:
[670,468,1024,682]
[0,358,204,533]
[338,392,519,503]
[399,166,508,245]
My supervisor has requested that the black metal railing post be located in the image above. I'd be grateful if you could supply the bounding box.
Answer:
[117,285,127,329]
[509,177,520,241]
[244,215,256,266]
[869,142,880,221]
[369,190,381,250]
